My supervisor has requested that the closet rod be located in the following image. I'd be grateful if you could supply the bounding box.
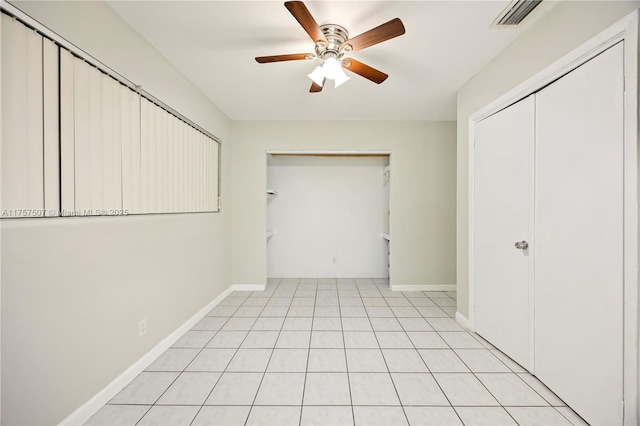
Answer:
[271,153,390,158]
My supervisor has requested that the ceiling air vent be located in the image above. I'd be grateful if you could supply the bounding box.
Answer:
[494,0,542,27]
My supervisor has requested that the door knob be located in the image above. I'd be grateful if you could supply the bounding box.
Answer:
[515,241,529,250]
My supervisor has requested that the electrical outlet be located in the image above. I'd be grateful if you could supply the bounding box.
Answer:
[332,257,337,264]
[139,319,147,337]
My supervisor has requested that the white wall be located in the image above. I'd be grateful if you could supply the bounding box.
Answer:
[231,120,456,288]
[2,2,232,424]
[456,0,640,320]
[267,155,389,278]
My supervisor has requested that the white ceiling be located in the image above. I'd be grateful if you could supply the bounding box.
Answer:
[108,1,554,121]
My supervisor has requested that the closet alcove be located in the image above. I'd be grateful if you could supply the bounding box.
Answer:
[266,152,390,281]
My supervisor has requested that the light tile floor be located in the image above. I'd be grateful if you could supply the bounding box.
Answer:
[87,278,587,426]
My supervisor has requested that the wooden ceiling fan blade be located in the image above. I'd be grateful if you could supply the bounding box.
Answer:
[340,18,405,53]
[343,59,388,84]
[284,1,327,44]
[310,78,325,92]
[255,53,313,63]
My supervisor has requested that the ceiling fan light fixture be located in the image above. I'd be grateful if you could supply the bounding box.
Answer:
[322,57,342,80]
[308,58,349,88]
[308,65,325,86]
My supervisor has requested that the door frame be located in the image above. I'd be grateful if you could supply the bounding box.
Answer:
[467,10,638,424]
[264,149,392,283]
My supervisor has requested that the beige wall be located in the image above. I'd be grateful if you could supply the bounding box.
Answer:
[2,2,232,424]
[231,120,456,288]
[456,0,640,319]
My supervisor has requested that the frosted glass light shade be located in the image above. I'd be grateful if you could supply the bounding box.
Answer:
[322,57,342,79]
[307,58,350,89]
[308,66,325,86]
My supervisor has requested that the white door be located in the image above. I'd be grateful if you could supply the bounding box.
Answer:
[535,42,624,426]
[474,95,534,370]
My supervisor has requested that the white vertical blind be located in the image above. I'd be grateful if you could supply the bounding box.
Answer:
[88,63,101,211]
[72,56,91,213]
[178,120,186,211]
[121,85,141,214]
[1,14,56,217]
[166,113,176,213]
[61,51,129,215]
[198,132,205,211]
[156,105,165,213]
[103,72,123,212]
[71,58,124,214]
[3,17,220,218]
[139,98,150,214]
[160,107,170,213]
[60,49,75,213]
[211,136,219,211]
[204,136,210,211]
[43,37,59,216]
[185,122,193,212]
[135,98,219,213]
[147,99,157,213]
[122,98,219,213]
[75,59,95,211]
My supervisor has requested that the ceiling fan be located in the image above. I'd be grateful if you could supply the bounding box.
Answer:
[255,1,405,92]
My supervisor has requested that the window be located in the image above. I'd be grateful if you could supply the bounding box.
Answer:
[1,13,221,218]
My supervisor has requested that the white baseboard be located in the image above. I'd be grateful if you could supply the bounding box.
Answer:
[455,312,470,330]
[231,284,266,291]
[390,284,457,292]
[59,285,235,426]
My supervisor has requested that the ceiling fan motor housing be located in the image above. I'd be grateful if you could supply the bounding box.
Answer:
[316,24,350,59]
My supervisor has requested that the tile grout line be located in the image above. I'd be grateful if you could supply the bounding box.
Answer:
[298,277,318,426]
[338,278,356,426]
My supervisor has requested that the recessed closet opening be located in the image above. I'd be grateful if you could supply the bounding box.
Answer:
[266,152,391,283]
